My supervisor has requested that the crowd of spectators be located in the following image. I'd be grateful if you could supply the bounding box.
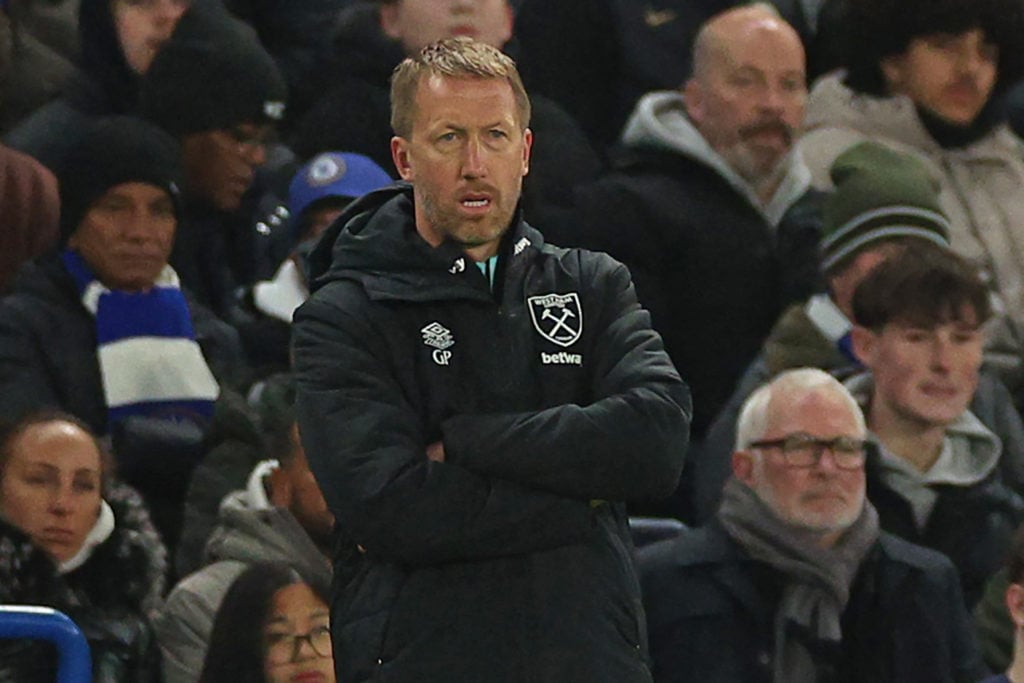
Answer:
[2,0,1024,681]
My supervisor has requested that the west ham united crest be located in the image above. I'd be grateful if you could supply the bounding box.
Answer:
[528,292,583,347]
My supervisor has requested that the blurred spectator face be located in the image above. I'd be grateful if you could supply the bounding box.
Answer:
[303,204,347,243]
[854,312,983,429]
[827,241,906,319]
[262,582,335,683]
[881,29,997,126]
[684,10,806,186]
[181,122,272,212]
[283,425,334,545]
[67,181,176,291]
[380,0,513,54]
[113,0,191,74]
[735,387,866,541]
[0,421,102,562]
[391,74,532,258]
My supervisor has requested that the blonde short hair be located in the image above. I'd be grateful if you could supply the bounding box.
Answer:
[390,36,531,138]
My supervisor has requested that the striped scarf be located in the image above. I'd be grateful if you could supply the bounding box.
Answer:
[62,250,219,429]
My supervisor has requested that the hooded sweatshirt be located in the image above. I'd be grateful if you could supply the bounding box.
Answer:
[154,477,331,683]
[621,90,812,226]
[845,371,1024,605]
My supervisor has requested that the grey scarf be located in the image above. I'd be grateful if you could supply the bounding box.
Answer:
[717,477,880,683]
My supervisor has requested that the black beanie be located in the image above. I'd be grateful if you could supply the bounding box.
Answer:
[141,5,287,136]
[58,116,184,244]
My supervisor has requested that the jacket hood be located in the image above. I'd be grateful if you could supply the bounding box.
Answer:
[203,490,330,584]
[307,182,540,302]
[804,73,1019,157]
[621,91,811,225]
[804,73,941,154]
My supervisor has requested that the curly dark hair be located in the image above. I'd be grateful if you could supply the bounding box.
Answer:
[841,0,1024,96]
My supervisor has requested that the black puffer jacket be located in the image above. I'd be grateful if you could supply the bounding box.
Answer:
[294,184,691,682]
[0,481,167,683]
[549,142,823,438]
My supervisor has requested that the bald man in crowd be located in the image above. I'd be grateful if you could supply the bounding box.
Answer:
[553,4,823,457]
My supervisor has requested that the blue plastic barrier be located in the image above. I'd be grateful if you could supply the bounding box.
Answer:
[0,605,92,683]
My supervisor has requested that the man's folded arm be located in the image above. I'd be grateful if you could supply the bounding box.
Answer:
[443,259,692,502]
[293,295,595,566]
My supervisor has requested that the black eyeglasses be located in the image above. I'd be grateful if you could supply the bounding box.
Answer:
[748,432,867,470]
[265,624,332,665]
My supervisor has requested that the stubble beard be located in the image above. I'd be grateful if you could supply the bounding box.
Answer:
[419,187,518,250]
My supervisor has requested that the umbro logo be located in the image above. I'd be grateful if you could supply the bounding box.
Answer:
[421,322,454,350]
[449,257,466,274]
[421,322,454,365]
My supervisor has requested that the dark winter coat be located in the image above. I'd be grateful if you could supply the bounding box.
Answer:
[552,143,822,439]
[639,522,986,683]
[0,481,167,683]
[293,184,691,682]
[864,443,1024,609]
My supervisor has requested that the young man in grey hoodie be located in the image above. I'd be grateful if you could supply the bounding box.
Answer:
[847,243,1024,608]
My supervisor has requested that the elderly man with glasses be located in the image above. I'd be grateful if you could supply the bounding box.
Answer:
[639,367,985,683]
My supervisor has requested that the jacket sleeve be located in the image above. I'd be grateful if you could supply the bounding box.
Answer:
[0,298,64,420]
[152,561,246,683]
[293,291,596,566]
[441,258,691,502]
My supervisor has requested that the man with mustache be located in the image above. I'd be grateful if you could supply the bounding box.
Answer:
[844,244,1024,609]
[549,4,821,461]
[640,367,985,682]
[799,0,1024,395]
